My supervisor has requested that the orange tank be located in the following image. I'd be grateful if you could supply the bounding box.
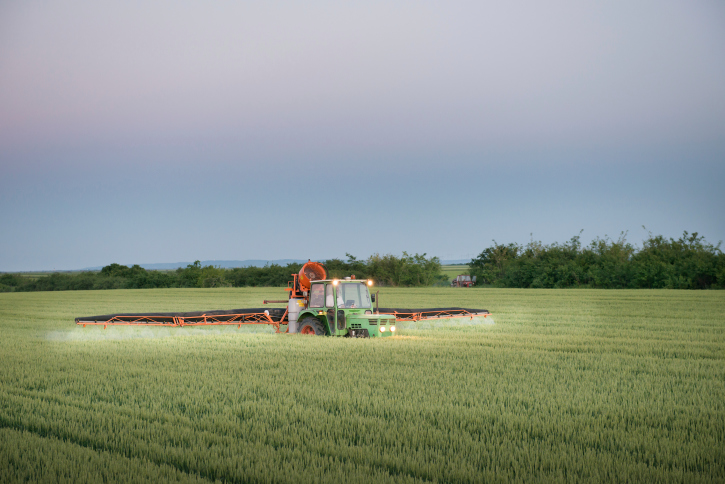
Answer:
[298,261,327,292]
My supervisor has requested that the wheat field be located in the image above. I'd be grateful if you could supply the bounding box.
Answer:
[0,288,723,482]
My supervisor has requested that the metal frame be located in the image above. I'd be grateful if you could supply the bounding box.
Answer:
[379,308,490,322]
[77,309,288,332]
[76,308,488,330]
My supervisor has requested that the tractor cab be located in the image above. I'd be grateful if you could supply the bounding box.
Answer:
[298,279,396,337]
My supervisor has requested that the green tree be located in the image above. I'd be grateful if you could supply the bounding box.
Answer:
[469,242,520,286]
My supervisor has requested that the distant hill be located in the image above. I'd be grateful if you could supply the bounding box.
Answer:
[81,259,309,271]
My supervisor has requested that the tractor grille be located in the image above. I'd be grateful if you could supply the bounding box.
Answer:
[351,323,362,329]
[368,319,378,325]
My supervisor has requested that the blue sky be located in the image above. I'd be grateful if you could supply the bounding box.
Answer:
[1,1,724,271]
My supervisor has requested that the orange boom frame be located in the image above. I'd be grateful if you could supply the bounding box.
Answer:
[76,307,490,330]
[76,308,289,331]
[377,308,491,322]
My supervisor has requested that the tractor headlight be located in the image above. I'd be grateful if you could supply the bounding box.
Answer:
[380,326,386,332]
[333,279,339,286]
[390,326,396,332]
[367,280,373,286]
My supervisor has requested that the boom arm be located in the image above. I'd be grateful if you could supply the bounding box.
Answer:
[75,307,288,331]
[75,307,489,329]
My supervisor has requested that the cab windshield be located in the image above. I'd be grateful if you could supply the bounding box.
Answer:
[336,282,372,309]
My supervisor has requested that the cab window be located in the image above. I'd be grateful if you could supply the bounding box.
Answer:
[310,284,324,307]
[337,283,372,308]
[325,285,334,307]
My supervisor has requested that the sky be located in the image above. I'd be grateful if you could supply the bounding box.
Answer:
[1,1,724,271]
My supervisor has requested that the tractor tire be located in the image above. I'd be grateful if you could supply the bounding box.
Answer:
[298,317,326,336]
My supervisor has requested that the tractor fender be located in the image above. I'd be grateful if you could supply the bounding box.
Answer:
[297,310,332,335]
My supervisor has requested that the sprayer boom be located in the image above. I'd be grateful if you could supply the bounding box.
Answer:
[75,260,491,337]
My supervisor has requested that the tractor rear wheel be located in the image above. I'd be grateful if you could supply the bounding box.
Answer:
[299,317,325,335]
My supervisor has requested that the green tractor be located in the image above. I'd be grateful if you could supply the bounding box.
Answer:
[293,278,397,338]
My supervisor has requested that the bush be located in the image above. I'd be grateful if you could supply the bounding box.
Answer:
[469,231,724,289]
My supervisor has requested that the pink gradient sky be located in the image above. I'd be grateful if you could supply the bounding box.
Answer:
[1,1,724,271]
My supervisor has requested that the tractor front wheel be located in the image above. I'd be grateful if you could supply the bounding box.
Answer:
[299,317,325,336]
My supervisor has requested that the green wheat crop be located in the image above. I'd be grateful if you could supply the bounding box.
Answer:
[0,288,723,482]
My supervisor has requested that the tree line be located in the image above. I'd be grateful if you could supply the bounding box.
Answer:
[0,253,445,292]
[469,231,724,289]
[2,231,722,292]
